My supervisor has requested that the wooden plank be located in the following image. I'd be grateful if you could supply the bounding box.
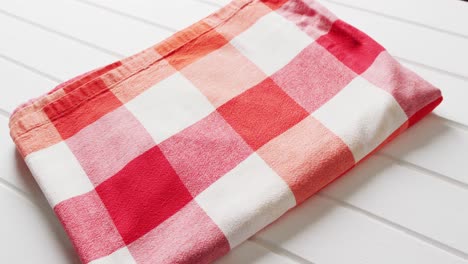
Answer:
[255,195,468,264]
[0,116,47,202]
[84,0,217,30]
[0,58,57,113]
[0,13,116,80]
[0,0,172,56]
[217,241,297,264]
[381,114,468,186]
[0,184,78,263]
[319,1,468,79]
[321,0,468,37]
[321,154,468,256]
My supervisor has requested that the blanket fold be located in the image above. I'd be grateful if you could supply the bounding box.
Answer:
[9,0,442,263]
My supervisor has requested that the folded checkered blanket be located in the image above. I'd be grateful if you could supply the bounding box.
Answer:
[9,0,442,263]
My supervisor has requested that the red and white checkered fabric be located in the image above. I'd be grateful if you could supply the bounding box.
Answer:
[9,0,442,263]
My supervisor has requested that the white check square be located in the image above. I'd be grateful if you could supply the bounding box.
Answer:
[88,247,136,264]
[230,11,314,75]
[25,142,93,207]
[312,76,408,162]
[126,72,215,143]
[195,153,296,248]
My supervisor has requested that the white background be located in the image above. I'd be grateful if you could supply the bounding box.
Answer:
[1,0,467,263]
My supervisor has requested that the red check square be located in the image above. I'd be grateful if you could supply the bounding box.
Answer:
[45,79,123,139]
[96,146,193,245]
[218,78,309,150]
[54,191,125,263]
[316,19,384,74]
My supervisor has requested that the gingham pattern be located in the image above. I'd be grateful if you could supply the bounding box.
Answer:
[9,0,442,263]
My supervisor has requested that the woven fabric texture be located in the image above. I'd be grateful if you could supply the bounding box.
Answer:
[9,0,442,263]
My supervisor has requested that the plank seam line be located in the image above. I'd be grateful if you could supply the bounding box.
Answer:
[0,108,10,118]
[72,0,179,33]
[377,152,468,192]
[0,53,63,83]
[395,56,468,82]
[249,236,316,264]
[0,176,80,262]
[321,0,468,40]
[431,114,468,133]
[0,8,124,59]
[0,177,51,214]
[193,0,223,8]
[318,193,468,260]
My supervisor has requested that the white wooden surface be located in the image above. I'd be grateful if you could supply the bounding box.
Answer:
[1,0,467,263]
